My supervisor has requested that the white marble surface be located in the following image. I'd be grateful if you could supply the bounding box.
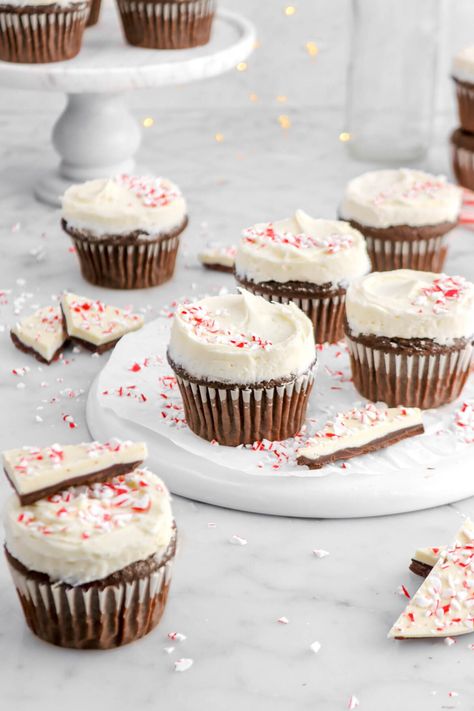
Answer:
[1,107,474,711]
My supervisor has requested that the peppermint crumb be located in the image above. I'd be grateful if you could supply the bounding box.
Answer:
[230,534,247,546]
[174,658,193,673]
[310,641,321,654]
[313,549,330,558]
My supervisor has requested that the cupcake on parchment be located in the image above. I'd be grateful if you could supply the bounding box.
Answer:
[345,269,474,409]
[0,0,90,63]
[340,169,462,273]
[3,440,176,649]
[234,211,371,345]
[452,46,474,134]
[117,0,215,50]
[62,174,188,289]
[167,289,317,446]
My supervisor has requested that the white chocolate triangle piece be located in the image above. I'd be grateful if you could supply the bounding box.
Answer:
[389,519,474,639]
[198,244,236,270]
[3,440,147,503]
[11,305,67,362]
[61,292,144,347]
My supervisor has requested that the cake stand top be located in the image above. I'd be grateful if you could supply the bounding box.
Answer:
[0,7,256,93]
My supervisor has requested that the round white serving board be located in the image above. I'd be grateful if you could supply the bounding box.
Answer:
[86,317,474,518]
[0,7,256,93]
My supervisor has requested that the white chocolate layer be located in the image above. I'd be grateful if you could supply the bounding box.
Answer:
[412,547,442,568]
[61,292,144,347]
[340,169,462,228]
[235,211,370,286]
[297,405,422,462]
[62,175,187,239]
[4,469,173,586]
[389,519,474,639]
[345,270,474,344]
[168,289,316,385]
[11,305,67,362]
[453,46,474,84]
[3,440,147,499]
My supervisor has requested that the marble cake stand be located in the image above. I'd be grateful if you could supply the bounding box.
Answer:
[0,5,255,206]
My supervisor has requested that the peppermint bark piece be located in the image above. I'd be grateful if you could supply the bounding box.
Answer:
[61,292,144,353]
[297,404,424,469]
[11,305,67,364]
[389,519,474,639]
[198,244,237,273]
[3,440,147,505]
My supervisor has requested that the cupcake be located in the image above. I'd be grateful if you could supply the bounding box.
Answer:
[452,47,474,133]
[451,128,474,191]
[167,289,317,446]
[116,0,215,50]
[340,169,462,273]
[62,174,188,289]
[0,0,90,63]
[234,211,371,344]
[345,269,474,409]
[86,0,101,25]
[3,440,176,649]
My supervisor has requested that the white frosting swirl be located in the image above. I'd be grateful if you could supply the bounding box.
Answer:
[235,210,371,285]
[453,46,474,84]
[340,169,462,228]
[168,289,316,385]
[346,269,474,344]
[4,469,173,586]
[62,175,187,239]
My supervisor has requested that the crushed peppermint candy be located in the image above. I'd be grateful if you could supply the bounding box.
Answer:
[277,617,289,624]
[453,402,474,443]
[179,304,272,350]
[410,275,468,315]
[168,632,187,642]
[347,695,360,710]
[174,658,193,673]
[242,223,354,254]
[309,640,321,654]
[230,534,248,546]
[313,549,330,558]
[372,178,449,206]
[117,174,181,208]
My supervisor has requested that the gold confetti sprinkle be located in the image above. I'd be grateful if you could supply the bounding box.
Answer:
[249,92,259,102]
[339,132,351,142]
[236,62,248,72]
[215,133,224,143]
[306,41,319,57]
[284,5,296,16]
[278,115,291,129]
[276,95,288,103]
[143,117,154,128]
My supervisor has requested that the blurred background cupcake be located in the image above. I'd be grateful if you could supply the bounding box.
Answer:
[86,0,101,25]
[340,169,462,273]
[344,269,474,409]
[234,210,370,345]
[0,0,90,63]
[167,290,316,446]
[117,0,216,49]
[62,174,188,290]
[452,46,474,133]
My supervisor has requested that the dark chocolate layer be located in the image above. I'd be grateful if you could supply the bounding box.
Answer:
[297,424,424,469]
[10,330,67,365]
[5,459,145,506]
[203,263,234,274]
[409,558,433,578]
[236,273,346,298]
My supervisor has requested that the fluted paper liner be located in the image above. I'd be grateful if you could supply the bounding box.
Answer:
[86,0,102,26]
[71,234,181,289]
[171,367,316,446]
[0,3,89,64]
[452,142,474,192]
[454,79,474,134]
[346,333,473,409]
[117,0,215,49]
[364,234,448,273]
[6,533,176,649]
[238,280,346,345]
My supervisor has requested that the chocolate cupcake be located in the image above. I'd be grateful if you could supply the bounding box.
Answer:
[345,269,474,409]
[234,211,371,344]
[86,0,101,25]
[62,174,188,289]
[452,46,474,133]
[451,128,474,191]
[167,289,317,446]
[340,169,462,273]
[3,440,176,649]
[0,0,90,63]
[116,0,215,50]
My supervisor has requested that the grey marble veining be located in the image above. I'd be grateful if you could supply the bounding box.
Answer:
[0,107,473,711]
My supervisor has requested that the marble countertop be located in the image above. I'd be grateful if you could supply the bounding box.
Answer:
[1,106,473,711]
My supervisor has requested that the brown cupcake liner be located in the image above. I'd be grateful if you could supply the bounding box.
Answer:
[452,140,474,192]
[363,234,448,273]
[86,0,101,26]
[454,78,474,134]
[169,363,316,446]
[69,233,181,289]
[237,279,346,345]
[0,3,90,63]
[116,0,215,49]
[6,531,176,649]
[345,333,473,409]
